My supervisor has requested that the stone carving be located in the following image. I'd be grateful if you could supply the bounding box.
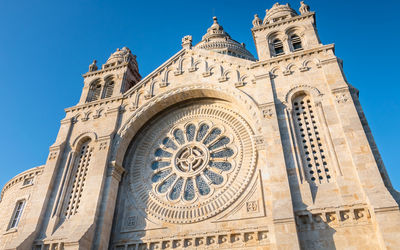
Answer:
[332,88,351,104]
[299,1,311,15]
[181,35,192,49]
[48,151,58,160]
[150,121,236,203]
[99,141,108,150]
[113,227,269,249]
[253,135,265,151]
[335,93,349,103]
[88,60,98,72]
[126,102,256,224]
[246,201,259,212]
[259,103,275,119]
[296,206,371,231]
[252,14,262,27]
[126,216,138,227]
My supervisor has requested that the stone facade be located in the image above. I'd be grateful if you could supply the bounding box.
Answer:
[1,2,399,250]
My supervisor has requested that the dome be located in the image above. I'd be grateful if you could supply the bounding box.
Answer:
[106,47,134,64]
[264,3,298,23]
[194,17,256,61]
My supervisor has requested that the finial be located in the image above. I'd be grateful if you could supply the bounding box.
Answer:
[181,35,192,49]
[299,1,310,14]
[88,60,98,72]
[213,16,218,23]
[252,14,262,27]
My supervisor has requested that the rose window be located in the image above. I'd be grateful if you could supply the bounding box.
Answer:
[126,103,256,223]
[151,122,235,202]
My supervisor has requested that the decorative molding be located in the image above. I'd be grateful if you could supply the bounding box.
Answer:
[284,84,323,104]
[113,227,269,250]
[253,135,265,150]
[259,103,275,119]
[1,166,44,201]
[173,69,183,76]
[159,81,168,88]
[282,69,292,76]
[234,81,244,87]
[108,161,125,182]
[295,205,371,231]
[218,76,228,82]
[99,141,108,150]
[332,87,351,104]
[202,71,212,77]
[251,11,314,32]
[299,66,309,72]
[246,201,259,213]
[48,151,58,160]
[250,44,335,69]
[188,67,197,72]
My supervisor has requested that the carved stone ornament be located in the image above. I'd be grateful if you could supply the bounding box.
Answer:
[181,35,193,49]
[335,93,349,104]
[88,60,98,72]
[299,1,311,15]
[332,88,351,104]
[252,14,262,27]
[262,108,274,119]
[125,102,256,224]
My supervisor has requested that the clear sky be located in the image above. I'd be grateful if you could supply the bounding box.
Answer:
[0,0,399,192]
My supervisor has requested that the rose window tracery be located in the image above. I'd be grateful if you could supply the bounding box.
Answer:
[151,122,235,202]
[126,102,256,223]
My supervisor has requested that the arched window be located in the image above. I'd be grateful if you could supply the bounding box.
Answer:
[103,80,114,98]
[87,81,102,102]
[63,139,92,218]
[292,94,331,184]
[9,200,25,229]
[291,35,302,51]
[273,39,284,56]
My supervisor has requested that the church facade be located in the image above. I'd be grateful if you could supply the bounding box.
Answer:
[1,2,399,249]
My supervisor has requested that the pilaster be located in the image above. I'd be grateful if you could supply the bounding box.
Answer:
[255,72,300,249]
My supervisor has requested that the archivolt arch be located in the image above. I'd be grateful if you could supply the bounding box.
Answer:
[112,83,264,167]
[71,131,97,149]
[284,84,323,106]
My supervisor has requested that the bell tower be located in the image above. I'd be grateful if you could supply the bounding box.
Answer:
[78,47,141,105]
[251,2,320,60]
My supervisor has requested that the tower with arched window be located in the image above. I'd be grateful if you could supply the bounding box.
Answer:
[1,2,399,250]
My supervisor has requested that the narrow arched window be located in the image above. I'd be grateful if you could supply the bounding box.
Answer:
[292,94,331,184]
[103,81,114,98]
[273,39,284,56]
[87,81,102,102]
[63,139,92,218]
[9,200,25,229]
[291,35,302,51]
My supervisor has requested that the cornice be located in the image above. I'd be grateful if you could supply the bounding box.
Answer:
[82,62,130,78]
[64,96,124,113]
[123,49,187,98]
[251,12,315,34]
[250,44,335,69]
[1,166,45,201]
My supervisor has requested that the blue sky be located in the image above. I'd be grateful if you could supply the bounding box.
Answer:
[0,0,399,192]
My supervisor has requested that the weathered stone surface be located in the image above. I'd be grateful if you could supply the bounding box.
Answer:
[1,2,399,250]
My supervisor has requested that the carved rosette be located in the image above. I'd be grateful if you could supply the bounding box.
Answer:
[126,102,256,224]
